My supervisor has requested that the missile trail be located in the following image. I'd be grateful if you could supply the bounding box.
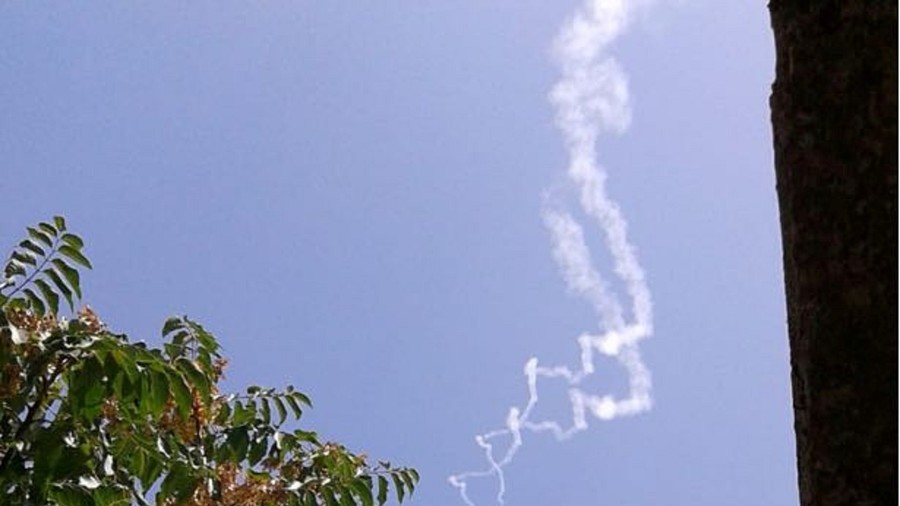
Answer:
[449,1,653,504]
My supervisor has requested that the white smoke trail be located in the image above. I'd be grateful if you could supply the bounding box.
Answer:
[449,0,653,504]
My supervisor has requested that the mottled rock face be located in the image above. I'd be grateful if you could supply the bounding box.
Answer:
[768,1,897,505]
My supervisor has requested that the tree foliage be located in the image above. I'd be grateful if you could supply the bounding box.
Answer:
[0,217,418,505]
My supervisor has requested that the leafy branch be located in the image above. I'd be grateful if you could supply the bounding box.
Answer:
[1,215,91,315]
[0,217,418,506]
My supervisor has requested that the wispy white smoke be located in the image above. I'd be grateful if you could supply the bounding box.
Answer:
[449,0,653,504]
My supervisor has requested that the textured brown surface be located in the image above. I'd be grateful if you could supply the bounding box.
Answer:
[768,1,897,505]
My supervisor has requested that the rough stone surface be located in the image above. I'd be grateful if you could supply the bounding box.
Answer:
[768,1,897,505]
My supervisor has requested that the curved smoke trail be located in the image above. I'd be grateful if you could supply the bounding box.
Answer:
[449,1,653,504]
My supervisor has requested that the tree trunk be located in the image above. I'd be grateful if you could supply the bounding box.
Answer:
[768,1,897,505]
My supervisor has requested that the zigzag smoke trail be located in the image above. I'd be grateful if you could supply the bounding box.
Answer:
[448,0,653,504]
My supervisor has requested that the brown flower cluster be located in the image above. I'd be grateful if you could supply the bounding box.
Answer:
[0,362,22,399]
[158,397,198,444]
[212,357,228,382]
[162,462,290,506]
[100,398,120,424]
[6,308,59,334]
[76,305,104,333]
[4,304,103,337]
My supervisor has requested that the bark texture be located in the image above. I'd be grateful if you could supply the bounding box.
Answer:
[768,1,897,505]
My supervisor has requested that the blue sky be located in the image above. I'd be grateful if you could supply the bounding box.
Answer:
[2,1,796,505]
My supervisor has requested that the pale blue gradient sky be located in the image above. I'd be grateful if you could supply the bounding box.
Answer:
[1,1,795,505]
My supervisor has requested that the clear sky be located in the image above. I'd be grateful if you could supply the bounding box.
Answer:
[1,1,796,505]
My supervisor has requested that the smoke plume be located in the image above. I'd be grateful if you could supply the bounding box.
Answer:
[449,1,653,504]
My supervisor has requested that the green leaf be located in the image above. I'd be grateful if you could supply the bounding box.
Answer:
[377,476,388,506]
[53,215,67,231]
[148,371,170,414]
[91,486,131,506]
[260,398,272,424]
[186,320,218,353]
[225,426,250,462]
[11,250,37,266]
[163,343,183,361]
[34,278,60,315]
[293,429,318,444]
[274,431,296,452]
[19,239,45,257]
[44,267,74,310]
[59,245,92,269]
[301,491,319,506]
[5,260,26,278]
[60,233,84,250]
[24,288,45,315]
[175,357,210,399]
[111,370,136,408]
[322,487,340,506]
[168,372,193,418]
[194,330,217,354]
[292,391,313,408]
[400,470,416,493]
[351,478,374,506]
[38,222,58,237]
[48,485,92,506]
[195,350,213,377]
[391,474,405,503]
[27,227,54,247]
[110,349,138,383]
[339,489,356,506]
[248,437,268,466]
[170,330,190,348]
[50,259,81,298]
[159,462,198,502]
[31,427,66,493]
[285,394,304,420]
[161,317,183,337]
[272,396,288,425]
[69,356,106,419]
[232,400,250,426]
[140,451,164,491]
[215,398,232,425]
